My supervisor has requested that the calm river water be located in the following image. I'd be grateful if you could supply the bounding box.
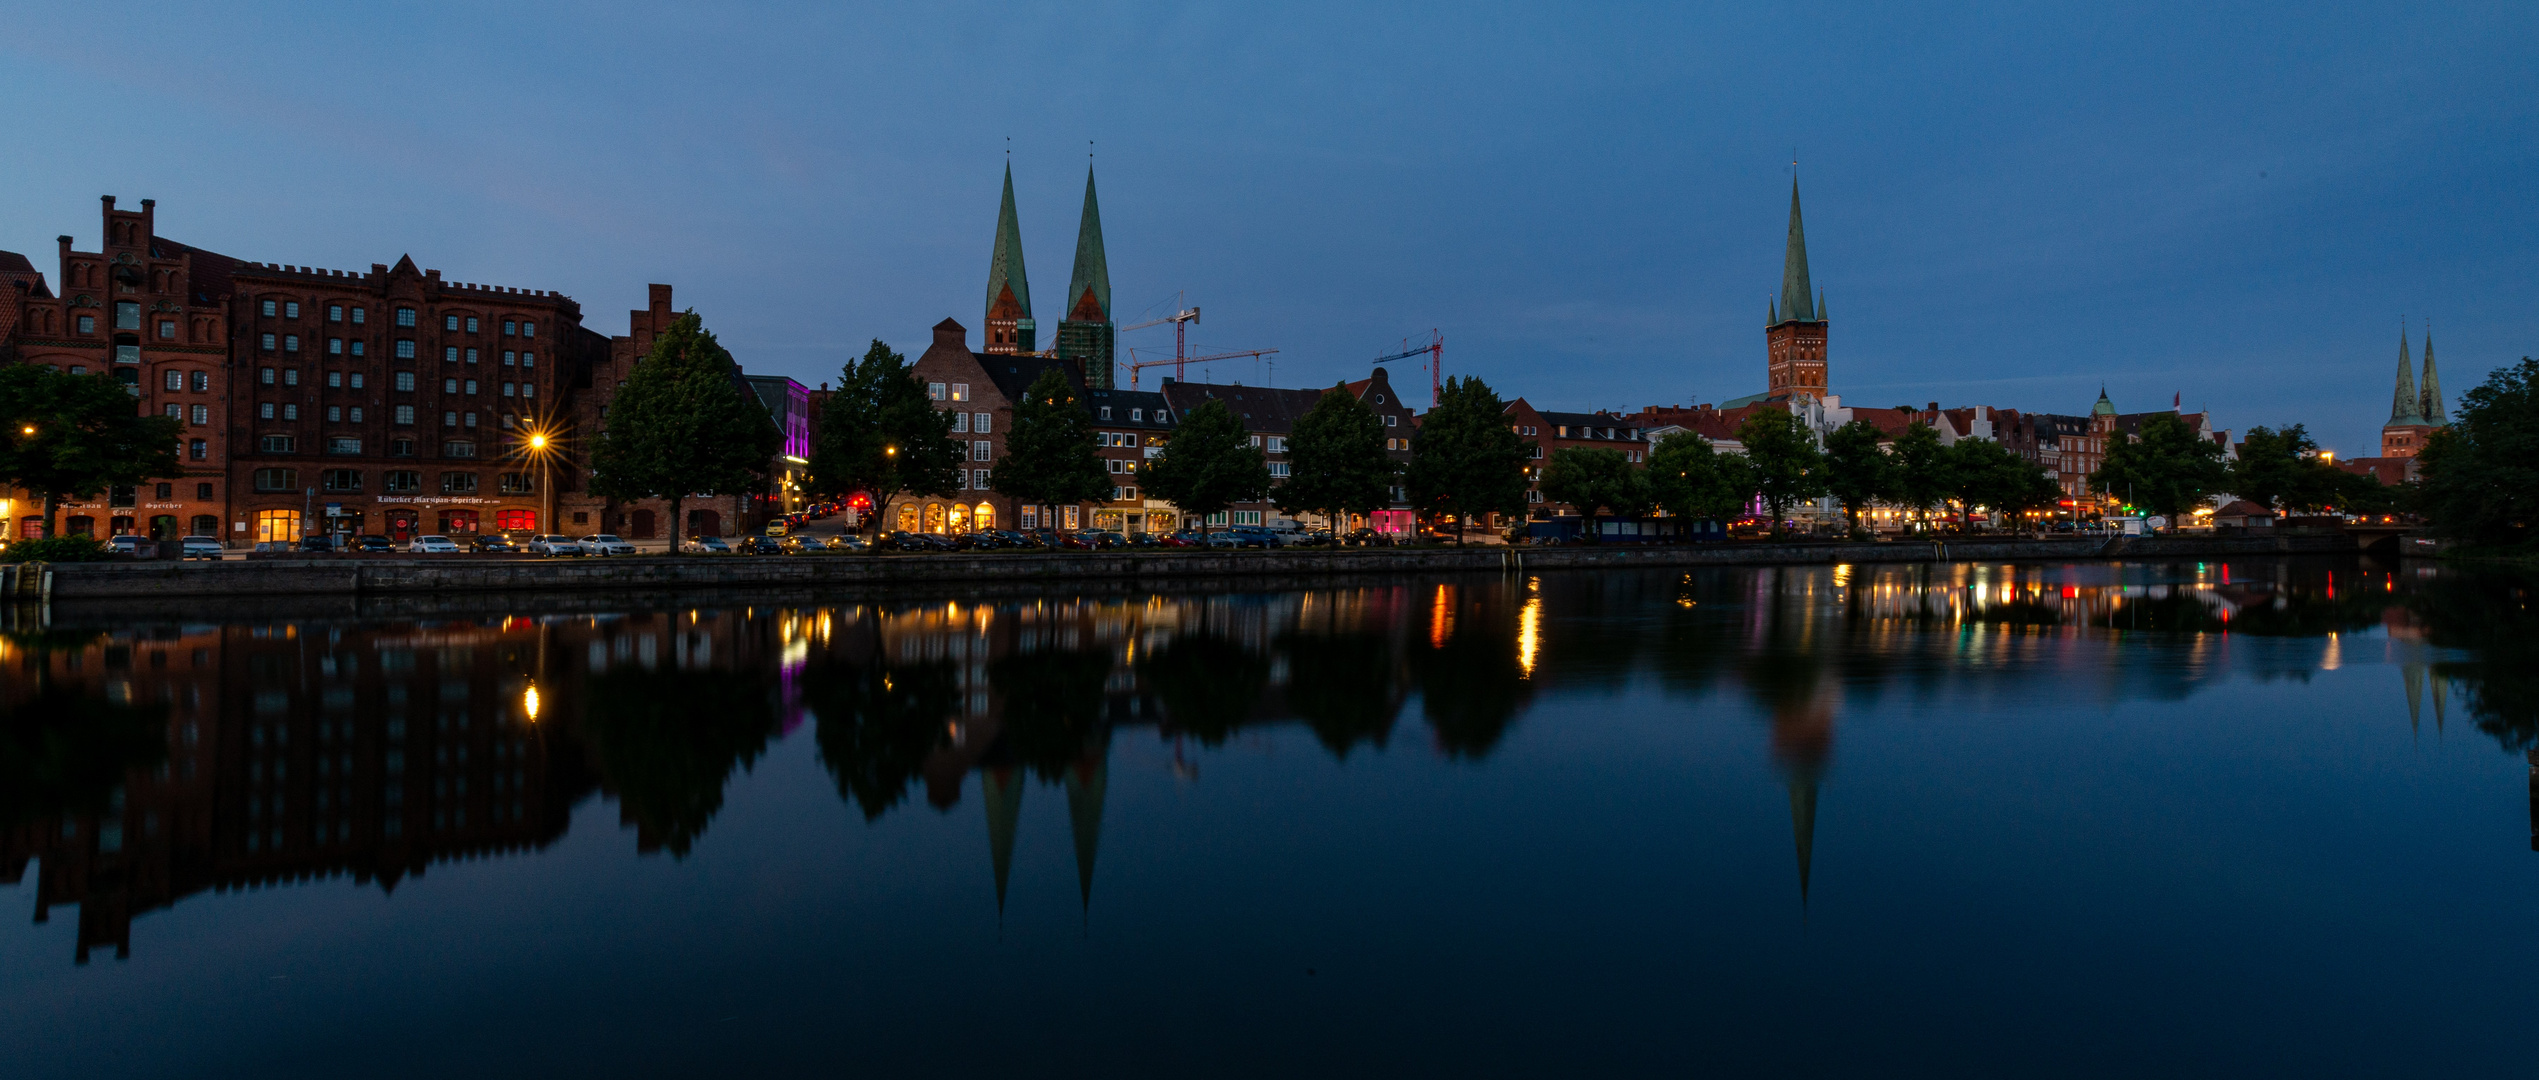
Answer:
[3,558,2536,1077]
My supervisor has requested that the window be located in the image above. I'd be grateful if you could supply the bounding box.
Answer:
[463,412,477,428]
[394,405,415,425]
[465,348,478,364]
[463,379,477,395]
[197,483,214,500]
[77,315,94,335]
[328,305,343,322]
[444,315,459,331]
[520,321,534,338]
[350,373,364,389]
[1267,436,1286,453]
[520,382,533,398]
[502,382,515,398]
[395,372,416,391]
[974,468,991,490]
[326,371,341,388]
[284,334,299,353]
[466,317,479,333]
[1130,408,1143,422]
[444,347,459,363]
[394,308,416,328]
[261,333,277,352]
[261,435,296,453]
[446,441,476,458]
[326,406,341,422]
[158,320,175,340]
[950,383,969,402]
[499,414,514,429]
[285,302,299,319]
[500,472,535,494]
[384,471,421,493]
[1157,410,1171,423]
[259,403,275,420]
[503,319,516,336]
[322,469,362,492]
[282,404,298,421]
[351,341,365,357]
[390,438,415,456]
[1385,415,1398,427]
[520,351,533,368]
[1249,435,1262,447]
[975,411,992,433]
[441,472,478,494]
[328,337,343,355]
[503,350,515,366]
[443,411,457,427]
[351,306,366,325]
[928,382,946,401]
[283,369,299,386]
[253,468,298,492]
[112,301,139,330]
[1099,406,1112,420]
[973,441,991,462]
[165,404,183,420]
[261,368,276,386]
[164,370,183,391]
[190,405,208,424]
[443,378,458,394]
[328,437,360,455]
[955,470,968,491]
[395,340,415,359]
[349,407,363,422]
[189,439,207,460]
[1269,462,1291,478]
[114,344,140,365]
[191,371,208,391]
[255,509,301,544]
[261,300,277,318]
[951,412,969,433]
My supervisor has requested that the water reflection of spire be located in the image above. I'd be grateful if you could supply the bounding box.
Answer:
[1064,749,1108,916]
[983,765,1022,917]
[1787,765,1820,909]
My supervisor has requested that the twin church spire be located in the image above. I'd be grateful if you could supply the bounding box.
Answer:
[982,160,1117,388]
[2381,324,2447,458]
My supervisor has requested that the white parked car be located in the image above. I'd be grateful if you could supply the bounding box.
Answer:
[181,536,225,560]
[108,535,153,557]
[578,534,636,556]
[682,536,732,554]
[526,535,584,557]
[410,534,460,554]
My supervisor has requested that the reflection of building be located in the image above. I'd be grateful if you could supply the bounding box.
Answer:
[0,620,591,964]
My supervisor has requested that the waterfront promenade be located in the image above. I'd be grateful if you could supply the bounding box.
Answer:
[19,533,2360,603]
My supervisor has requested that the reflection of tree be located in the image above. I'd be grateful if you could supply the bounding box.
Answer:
[1140,635,1268,748]
[1413,598,1532,760]
[989,647,1111,779]
[2409,571,2539,751]
[1280,632,1399,759]
[803,658,959,821]
[580,667,780,857]
[0,685,168,827]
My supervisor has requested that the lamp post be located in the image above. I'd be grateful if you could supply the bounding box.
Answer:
[527,431,553,533]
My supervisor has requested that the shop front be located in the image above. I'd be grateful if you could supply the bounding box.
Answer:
[495,508,537,534]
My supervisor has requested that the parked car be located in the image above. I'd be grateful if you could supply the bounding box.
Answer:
[353,535,396,553]
[1292,530,1338,548]
[737,535,784,555]
[527,535,584,557]
[297,535,339,553]
[107,535,153,558]
[1155,530,1203,548]
[1125,532,1165,549]
[579,534,637,556]
[764,521,790,537]
[829,533,872,553]
[1231,526,1287,548]
[781,535,829,554]
[410,534,461,554]
[881,531,955,552]
[1343,528,1395,548]
[470,533,518,553]
[681,535,732,554]
[182,536,225,560]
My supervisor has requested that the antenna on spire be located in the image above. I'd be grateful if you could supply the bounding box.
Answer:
[1005,136,1011,160]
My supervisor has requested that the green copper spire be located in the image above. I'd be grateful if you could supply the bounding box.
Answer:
[2419,329,2446,425]
[2091,386,2116,416]
[1777,180,1817,325]
[1063,749,1109,912]
[1065,167,1111,323]
[983,765,1023,915]
[986,164,1032,331]
[2388,327,2423,427]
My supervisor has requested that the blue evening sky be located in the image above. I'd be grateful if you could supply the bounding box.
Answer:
[2,2,2530,454]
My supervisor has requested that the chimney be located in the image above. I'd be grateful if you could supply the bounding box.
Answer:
[648,283,672,318]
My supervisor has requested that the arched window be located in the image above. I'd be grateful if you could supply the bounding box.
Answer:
[974,503,995,529]
[947,504,970,531]
[896,504,918,533]
[923,503,945,533]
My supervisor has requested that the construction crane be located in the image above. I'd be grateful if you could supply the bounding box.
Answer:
[1119,294,1202,381]
[1374,329,1444,406]
[1125,346,1279,389]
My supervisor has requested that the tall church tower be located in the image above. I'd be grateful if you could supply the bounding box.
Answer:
[1765,180,1829,400]
[984,164,1034,354]
[1055,166,1116,388]
[2381,327,2445,457]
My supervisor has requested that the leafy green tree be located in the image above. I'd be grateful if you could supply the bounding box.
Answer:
[806,339,962,533]
[1647,433,1752,523]
[2230,424,2348,514]
[803,654,959,821]
[1139,398,1268,534]
[1404,376,1531,543]
[0,364,183,538]
[588,312,783,541]
[1275,384,1398,530]
[1820,420,1893,538]
[1279,631,1400,759]
[1539,447,1651,535]
[1735,409,1826,536]
[1887,422,1950,529]
[2091,412,2230,524]
[991,367,1111,526]
[580,666,780,857]
[2418,357,2539,549]
[1943,437,2058,530]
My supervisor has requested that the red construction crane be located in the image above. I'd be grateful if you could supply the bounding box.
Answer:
[1373,329,1444,406]
[1120,295,1201,381]
[1124,346,1279,389]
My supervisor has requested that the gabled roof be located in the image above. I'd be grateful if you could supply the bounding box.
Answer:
[1063,167,1109,324]
[980,353,1081,407]
[986,164,1031,318]
[0,249,46,298]
[1157,380,1327,434]
[1084,385,1175,429]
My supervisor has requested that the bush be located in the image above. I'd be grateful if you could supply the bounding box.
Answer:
[0,535,112,563]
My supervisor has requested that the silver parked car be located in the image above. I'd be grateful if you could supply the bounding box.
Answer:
[578,534,637,556]
[526,535,584,556]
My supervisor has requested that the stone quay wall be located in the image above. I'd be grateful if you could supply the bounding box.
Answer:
[35,533,2361,602]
